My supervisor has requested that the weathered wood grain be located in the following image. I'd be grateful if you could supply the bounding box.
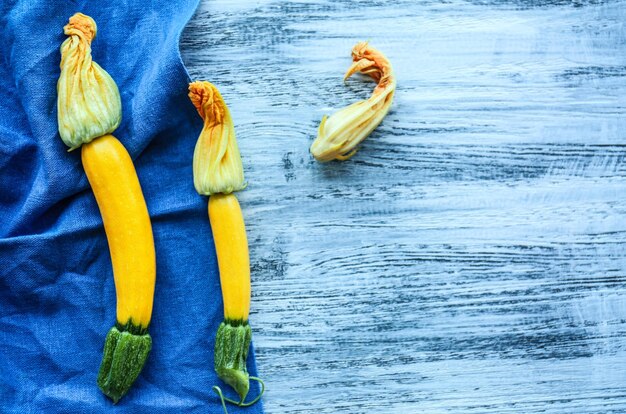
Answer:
[181,0,626,412]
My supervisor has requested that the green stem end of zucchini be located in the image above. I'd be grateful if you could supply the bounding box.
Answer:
[97,326,152,404]
[214,320,252,402]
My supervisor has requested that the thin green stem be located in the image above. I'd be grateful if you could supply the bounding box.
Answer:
[240,377,265,407]
[213,386,230,414]
[212,376,265,413]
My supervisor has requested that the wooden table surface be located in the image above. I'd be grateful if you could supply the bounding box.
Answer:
[180,1,626,412]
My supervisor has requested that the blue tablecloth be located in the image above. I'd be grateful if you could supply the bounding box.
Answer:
[0,2,263,412]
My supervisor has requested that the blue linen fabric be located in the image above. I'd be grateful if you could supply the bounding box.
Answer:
[0,1,263,413]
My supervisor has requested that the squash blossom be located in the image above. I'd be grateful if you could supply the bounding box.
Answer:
[57,13,121,150]
[189,81,245,195]
[310,42,396,162]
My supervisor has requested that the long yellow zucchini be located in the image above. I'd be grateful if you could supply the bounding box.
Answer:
[82,135,155,328]
[189,81,264,410]
[57,13,154,403]
[210,193,253,401]
[209,194,250,322]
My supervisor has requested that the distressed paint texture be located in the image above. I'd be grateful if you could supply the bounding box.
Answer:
[181,0,626,412]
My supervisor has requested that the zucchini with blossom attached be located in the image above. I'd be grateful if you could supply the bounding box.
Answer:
[188,81,264,412]
[57,13,155,403]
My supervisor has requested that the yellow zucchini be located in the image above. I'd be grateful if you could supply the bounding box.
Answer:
[57,13,155,403]
[82,135,156,328]
[209,193,250,322]
[189,82,264,410]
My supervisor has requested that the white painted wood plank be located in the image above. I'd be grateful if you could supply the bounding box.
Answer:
[181,1,626,412]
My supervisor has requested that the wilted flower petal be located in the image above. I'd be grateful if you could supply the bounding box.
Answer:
[57,13,121,150]
[310,42,396,162]
[189,81,245,196]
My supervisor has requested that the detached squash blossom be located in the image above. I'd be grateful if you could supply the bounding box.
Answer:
[188,81,264,413]
[57,13,156,403]
[310,42,396,162]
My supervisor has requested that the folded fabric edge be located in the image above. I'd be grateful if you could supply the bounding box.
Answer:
[173,0,202,87]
